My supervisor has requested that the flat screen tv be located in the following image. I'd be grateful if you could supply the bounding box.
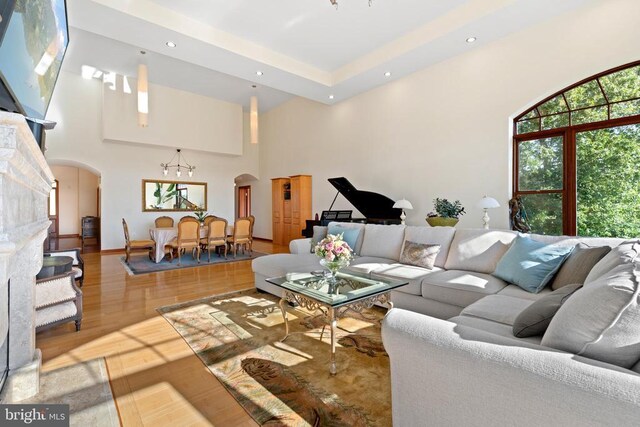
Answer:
[0,0,69,120]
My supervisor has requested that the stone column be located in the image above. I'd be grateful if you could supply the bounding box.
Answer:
[0,112,54,402]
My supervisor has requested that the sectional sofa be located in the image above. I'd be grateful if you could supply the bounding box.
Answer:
[251,222,640,426]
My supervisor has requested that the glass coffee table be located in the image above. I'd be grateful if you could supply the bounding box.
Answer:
[266,271,408,375]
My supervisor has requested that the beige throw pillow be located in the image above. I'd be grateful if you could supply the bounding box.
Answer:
[551,243,611,290]
[399,241,440,270]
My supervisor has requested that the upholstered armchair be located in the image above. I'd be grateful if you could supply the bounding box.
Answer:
[44,248,84,287]
[35,271,82,332]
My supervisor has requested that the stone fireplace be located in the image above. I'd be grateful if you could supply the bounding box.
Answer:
[0,111,54,401]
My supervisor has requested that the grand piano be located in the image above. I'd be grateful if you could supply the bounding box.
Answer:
[302,177,402,237]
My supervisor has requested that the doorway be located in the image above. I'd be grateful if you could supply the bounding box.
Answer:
[46,179,59,250]
[238,186,251,218]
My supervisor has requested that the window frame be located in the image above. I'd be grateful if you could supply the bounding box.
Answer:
[513,60,640,236]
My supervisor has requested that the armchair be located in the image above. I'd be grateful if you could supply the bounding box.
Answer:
[35,271,82,332]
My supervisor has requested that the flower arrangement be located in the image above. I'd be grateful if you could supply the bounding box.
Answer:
[193,210,208,222]
[427,198,466,219]
[314,233,353,263]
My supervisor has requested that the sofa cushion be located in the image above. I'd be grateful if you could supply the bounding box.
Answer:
[542,261,640,369]
[551,244,611,290]
[421,270,508,307]
[309,226,328,253]
[513,284,582,338]
[493,235,574,293]
[327,222,365,254]
[584,239,640,284]
[346,257,398,275]
[399,242,440,269]
[497,285,553,301]
[373,264,443,296]
[460,295,534,325]
[444,229,517,274]
[251,253,321,278]
[359,224,406,260]
[403,226,456,268]
[449,315,543,345]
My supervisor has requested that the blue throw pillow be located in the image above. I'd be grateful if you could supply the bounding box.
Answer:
[327,224,361,253]
[493,235,574,293]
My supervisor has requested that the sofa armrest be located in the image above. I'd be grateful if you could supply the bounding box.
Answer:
[381,309,640,427]
[289,238,312,254]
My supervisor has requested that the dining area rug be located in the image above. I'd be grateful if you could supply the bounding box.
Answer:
[121,251,266,275]
[157,289,391,426]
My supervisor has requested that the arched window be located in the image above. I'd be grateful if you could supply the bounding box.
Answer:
[513,61,640,237]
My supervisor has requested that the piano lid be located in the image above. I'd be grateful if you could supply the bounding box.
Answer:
[328,177,402,220]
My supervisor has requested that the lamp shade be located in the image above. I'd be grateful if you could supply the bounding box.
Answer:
[393,199,413,210]
[477,196,500,209]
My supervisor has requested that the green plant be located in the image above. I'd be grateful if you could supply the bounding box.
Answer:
[152,183,178,209]
[193,210,208,222]
[428,198,466,219]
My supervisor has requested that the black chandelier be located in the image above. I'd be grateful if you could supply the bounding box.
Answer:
[161,149,195,178]
[329,0,372,9]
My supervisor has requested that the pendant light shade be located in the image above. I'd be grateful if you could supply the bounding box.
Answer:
[137,64,149,127]
[250,96,258,144]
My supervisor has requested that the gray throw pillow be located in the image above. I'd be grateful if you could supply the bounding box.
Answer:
[551,243,611,290]
[541,261,640,369]
[512,283,582,338]
[309,226,328,253]
[399,241,440,269]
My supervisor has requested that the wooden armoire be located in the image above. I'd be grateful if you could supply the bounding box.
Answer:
[272,175,312,245]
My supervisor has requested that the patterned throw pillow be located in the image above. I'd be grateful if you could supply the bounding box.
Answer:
[399,241,441,269]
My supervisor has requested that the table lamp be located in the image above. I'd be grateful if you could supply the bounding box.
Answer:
[393,199,413,225]
[477,196,500,229]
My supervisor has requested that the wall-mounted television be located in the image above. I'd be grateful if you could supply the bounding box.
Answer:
[0,0,69,120]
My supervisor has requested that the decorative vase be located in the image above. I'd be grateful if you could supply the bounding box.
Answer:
[426,217,459,227]
[319,258,350,285]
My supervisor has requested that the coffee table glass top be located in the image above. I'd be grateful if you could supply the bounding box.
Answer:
[266,271,408,307]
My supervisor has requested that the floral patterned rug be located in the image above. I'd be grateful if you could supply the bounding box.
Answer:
[157,290,391,426]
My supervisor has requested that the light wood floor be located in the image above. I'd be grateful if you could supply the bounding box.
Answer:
[37,240,289,426]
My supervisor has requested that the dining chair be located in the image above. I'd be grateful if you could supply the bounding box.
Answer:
[180,216,199,223]
[229,218,251,258]
[203,215,217,227]
[122,218,155,263]
[248,215,255,253]
[166,219,201,266]
[155,216,174,228]
[201,218,228,261]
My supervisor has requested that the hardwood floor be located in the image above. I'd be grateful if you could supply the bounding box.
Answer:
[36,240,289,426]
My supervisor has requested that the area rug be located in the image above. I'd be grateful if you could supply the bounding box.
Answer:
[158,289,391,426]
[120,251,266,275]
[21,358,120,427]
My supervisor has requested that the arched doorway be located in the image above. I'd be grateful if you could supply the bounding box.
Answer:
[234,173,258,219]
[46,160,102,252]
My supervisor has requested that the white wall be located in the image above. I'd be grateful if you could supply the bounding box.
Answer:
[45,71,259,249]
[102,78,243,155]
[50,165,79,235]
[253,0,640,239]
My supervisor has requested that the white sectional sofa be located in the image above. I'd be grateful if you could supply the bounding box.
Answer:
[251,222,640,426]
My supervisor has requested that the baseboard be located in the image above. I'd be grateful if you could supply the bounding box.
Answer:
[253,237,272,242]
[101,248,125,254]
[59,234,80,239]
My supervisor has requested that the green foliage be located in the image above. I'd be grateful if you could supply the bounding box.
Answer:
[429,198,465,219]
[193,210,208,221]
[152,183,178,208]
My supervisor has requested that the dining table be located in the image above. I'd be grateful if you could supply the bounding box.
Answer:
[149,225,235,263]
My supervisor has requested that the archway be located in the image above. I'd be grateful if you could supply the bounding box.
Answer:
[234,173,258,219]
[46,159,102,251]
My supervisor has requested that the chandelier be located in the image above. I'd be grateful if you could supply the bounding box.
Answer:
[161,149,195,178]
[329,0,372,9]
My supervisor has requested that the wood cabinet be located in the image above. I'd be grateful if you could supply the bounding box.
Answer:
[272,175,311,246]
[81,216,100,249]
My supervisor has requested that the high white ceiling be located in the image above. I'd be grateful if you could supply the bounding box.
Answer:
[66,0,591,111]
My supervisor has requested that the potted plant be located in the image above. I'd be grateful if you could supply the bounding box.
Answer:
[426,198,465,227]
[193,210,208,225]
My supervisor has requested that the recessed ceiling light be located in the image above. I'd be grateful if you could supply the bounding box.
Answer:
[329,95,334,100]
[256,71,263,76]
[466,37,477,43]
[384,71,392,77]
[166,41,176,48]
